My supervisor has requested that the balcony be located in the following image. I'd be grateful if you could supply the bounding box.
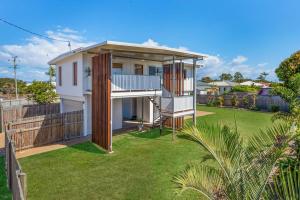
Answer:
[161,96,194,116]
[112,74,161,91]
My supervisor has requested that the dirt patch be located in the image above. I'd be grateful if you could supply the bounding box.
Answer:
[185,111,214,119]
[16,136,91,159]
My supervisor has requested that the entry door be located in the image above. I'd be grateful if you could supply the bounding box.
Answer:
[135,64,144,75]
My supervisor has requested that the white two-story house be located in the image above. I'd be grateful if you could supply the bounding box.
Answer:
[49,41,205,152]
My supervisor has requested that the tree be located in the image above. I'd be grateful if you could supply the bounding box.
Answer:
[201,76,213,83]
[257,72,269,82]
[272,51,300,131]
[0,78,27,96]
[275,51,300,84]
[175,122,298,199]
[45,65,56,83]
[219,73,233,81]
[26,81,57,104]
[233,72,244,83]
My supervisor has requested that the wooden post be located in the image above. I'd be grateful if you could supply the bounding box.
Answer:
[19,172,27,199]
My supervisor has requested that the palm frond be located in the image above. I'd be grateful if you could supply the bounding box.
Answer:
[174,164,225,199]
[245,123,298,199]
[181,123,243,184]
[264,164,300,199]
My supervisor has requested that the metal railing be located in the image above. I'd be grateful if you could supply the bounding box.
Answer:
[112,74,161,91]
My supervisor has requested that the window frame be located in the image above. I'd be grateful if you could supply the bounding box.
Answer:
[73,62,78,86]
[58,66,62,86]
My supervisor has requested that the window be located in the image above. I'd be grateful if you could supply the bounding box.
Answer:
[112,63,123,75]
[58,66,62,86]
[73,62,77,86]
[149,66,162,76]
[135,64,143,75]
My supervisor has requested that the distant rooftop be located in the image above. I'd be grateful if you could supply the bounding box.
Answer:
[209,81,239,87]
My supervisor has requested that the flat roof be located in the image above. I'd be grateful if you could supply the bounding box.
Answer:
[48,40,206,64]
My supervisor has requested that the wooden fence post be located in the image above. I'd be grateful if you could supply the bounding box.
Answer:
[19,172,27,199]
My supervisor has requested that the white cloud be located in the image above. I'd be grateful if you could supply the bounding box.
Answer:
[143,38,161,47]
[231,55,248,65]
[142,38,189,51]
[0,28,94,81]
[198,55,276,81]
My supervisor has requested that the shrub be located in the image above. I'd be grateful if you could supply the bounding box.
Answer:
[270,104,280,112]
[242,96,249,108]
[231,95,239,107]
[232,85,260,93]
[217,96,224,107]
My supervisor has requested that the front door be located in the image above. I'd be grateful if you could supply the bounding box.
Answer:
[135,64,143,75]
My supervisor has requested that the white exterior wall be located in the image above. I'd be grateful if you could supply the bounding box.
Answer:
[56,53,84,98]
[136,97,153,123]
[112,99,123,130]
[112,58,162,75]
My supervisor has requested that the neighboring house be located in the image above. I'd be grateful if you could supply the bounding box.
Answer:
[209,81,239,95]
[240,81,264,87]
[196,81,212,95]
[48,40,205,152]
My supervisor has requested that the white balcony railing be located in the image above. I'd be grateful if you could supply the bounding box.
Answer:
[184,78,193,91]
[161,96,194,113]
[112,74,161,91]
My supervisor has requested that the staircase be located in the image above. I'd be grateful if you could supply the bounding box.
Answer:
[148,96,168,128]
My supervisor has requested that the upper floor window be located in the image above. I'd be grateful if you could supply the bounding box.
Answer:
[58,66,62,86]
[73,62,78,86]
[149,66,162,76]
[112,63,123,75]
[135,64,143,75]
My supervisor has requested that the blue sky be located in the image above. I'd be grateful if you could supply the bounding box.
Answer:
[1,0,300,81]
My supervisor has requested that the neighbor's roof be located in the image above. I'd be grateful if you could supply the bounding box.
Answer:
[209,81,239,87]
[48,40,206,65]
[240,81,264,87]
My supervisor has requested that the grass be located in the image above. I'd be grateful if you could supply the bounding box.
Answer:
[0,156,12,200]
[19,106,273,200]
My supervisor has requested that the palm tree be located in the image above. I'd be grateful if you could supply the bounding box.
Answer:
[264,163,300,199]
[175,122,298,199]
[45,65,56,83]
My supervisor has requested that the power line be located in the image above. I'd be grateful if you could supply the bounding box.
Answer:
[0,18,71,50]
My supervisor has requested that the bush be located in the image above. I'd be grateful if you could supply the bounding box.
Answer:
[26,81,57,104]
[242,96,249,108]
[231,85,260,93]
[207,96,217,107]
[231,95,239,107]
[217,96,224,107]
[270,104,280,112]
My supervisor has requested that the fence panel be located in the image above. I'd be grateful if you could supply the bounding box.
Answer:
[197,94,289,111]
[1,103,60,132]
[5,130,27,200]
[7,110,83,151]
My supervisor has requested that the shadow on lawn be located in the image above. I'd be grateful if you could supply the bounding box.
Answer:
[69,141,107,155]
[128,128,172,139]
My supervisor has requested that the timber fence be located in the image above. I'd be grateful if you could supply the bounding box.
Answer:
[0,103,60,132]
[197,94,289,112]
[5,110,83,151]
[5,131,27,200]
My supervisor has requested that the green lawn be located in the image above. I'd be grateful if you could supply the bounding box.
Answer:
[19,106,273,200]
[0,156,12,200]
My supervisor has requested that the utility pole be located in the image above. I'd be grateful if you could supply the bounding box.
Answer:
[9,56,18,99]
